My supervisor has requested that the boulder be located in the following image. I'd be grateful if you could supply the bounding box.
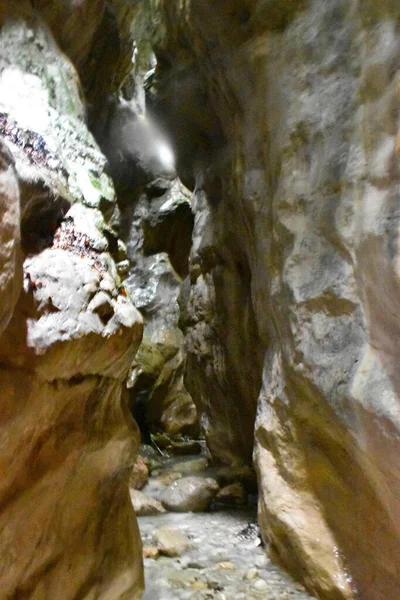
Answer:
[153,526,191,557]
[130,490,166,517]
[161,476,219,512]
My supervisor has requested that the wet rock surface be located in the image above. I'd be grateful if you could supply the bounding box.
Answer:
[161,476,219,513]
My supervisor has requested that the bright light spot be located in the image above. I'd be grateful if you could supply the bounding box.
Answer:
[0,67,50,134]
[157,142,175,168]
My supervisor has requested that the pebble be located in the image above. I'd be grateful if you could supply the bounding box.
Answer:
[186,561,206,570]
[253,578,269,590]
[154,526,191,558]
[216,482,248,506]
[190,580,208,590]
[216,561,235,570]
[254,553,269,568]
[245,568,259,580]
[130,490,165,516]
[143,547,159,559]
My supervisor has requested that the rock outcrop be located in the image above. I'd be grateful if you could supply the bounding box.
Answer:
[122,179,198,439]
[0,141,21,334]
[136,1,400,599]
[0,4,145,598]
[102,96,198,439]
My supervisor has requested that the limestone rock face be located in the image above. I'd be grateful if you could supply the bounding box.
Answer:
[137,1,400,599]
[116,174,198,439]
[0,141,21,334]
[0,7,144,599]
[31,0,139,105]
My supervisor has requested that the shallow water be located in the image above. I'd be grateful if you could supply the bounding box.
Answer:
[136,452,313,600]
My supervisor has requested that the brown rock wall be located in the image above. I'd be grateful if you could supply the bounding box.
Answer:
[0,8,145,599]
[0,141,21,335]
[137,1,400,598]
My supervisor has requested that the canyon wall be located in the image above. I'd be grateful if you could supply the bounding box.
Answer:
[137,1,400,598]
[0,3,145,598]
[120,178,198,439]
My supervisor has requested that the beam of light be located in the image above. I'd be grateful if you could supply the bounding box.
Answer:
[157,141,175,170]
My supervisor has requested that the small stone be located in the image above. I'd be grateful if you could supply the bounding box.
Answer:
[190,580,208,590]
[130,490,165,516]
[254,553,269,568]
[252,578,268,590]
[154,526,191,557]
[205,477,220,493]
[143,546,159,559]
[244,568,258,580]
[186,561,206,570]
[216,482,247,506]
[216,562,235,570]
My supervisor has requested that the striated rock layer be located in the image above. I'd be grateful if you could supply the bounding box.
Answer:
[137,1,400,598]
[0,4,145,598]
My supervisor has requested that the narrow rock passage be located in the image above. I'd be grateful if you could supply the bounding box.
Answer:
[134,452,313,600]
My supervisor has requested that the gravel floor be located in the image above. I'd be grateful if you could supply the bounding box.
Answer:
[138,473,314,600]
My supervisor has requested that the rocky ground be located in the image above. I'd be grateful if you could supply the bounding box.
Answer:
[133,449,313,600]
